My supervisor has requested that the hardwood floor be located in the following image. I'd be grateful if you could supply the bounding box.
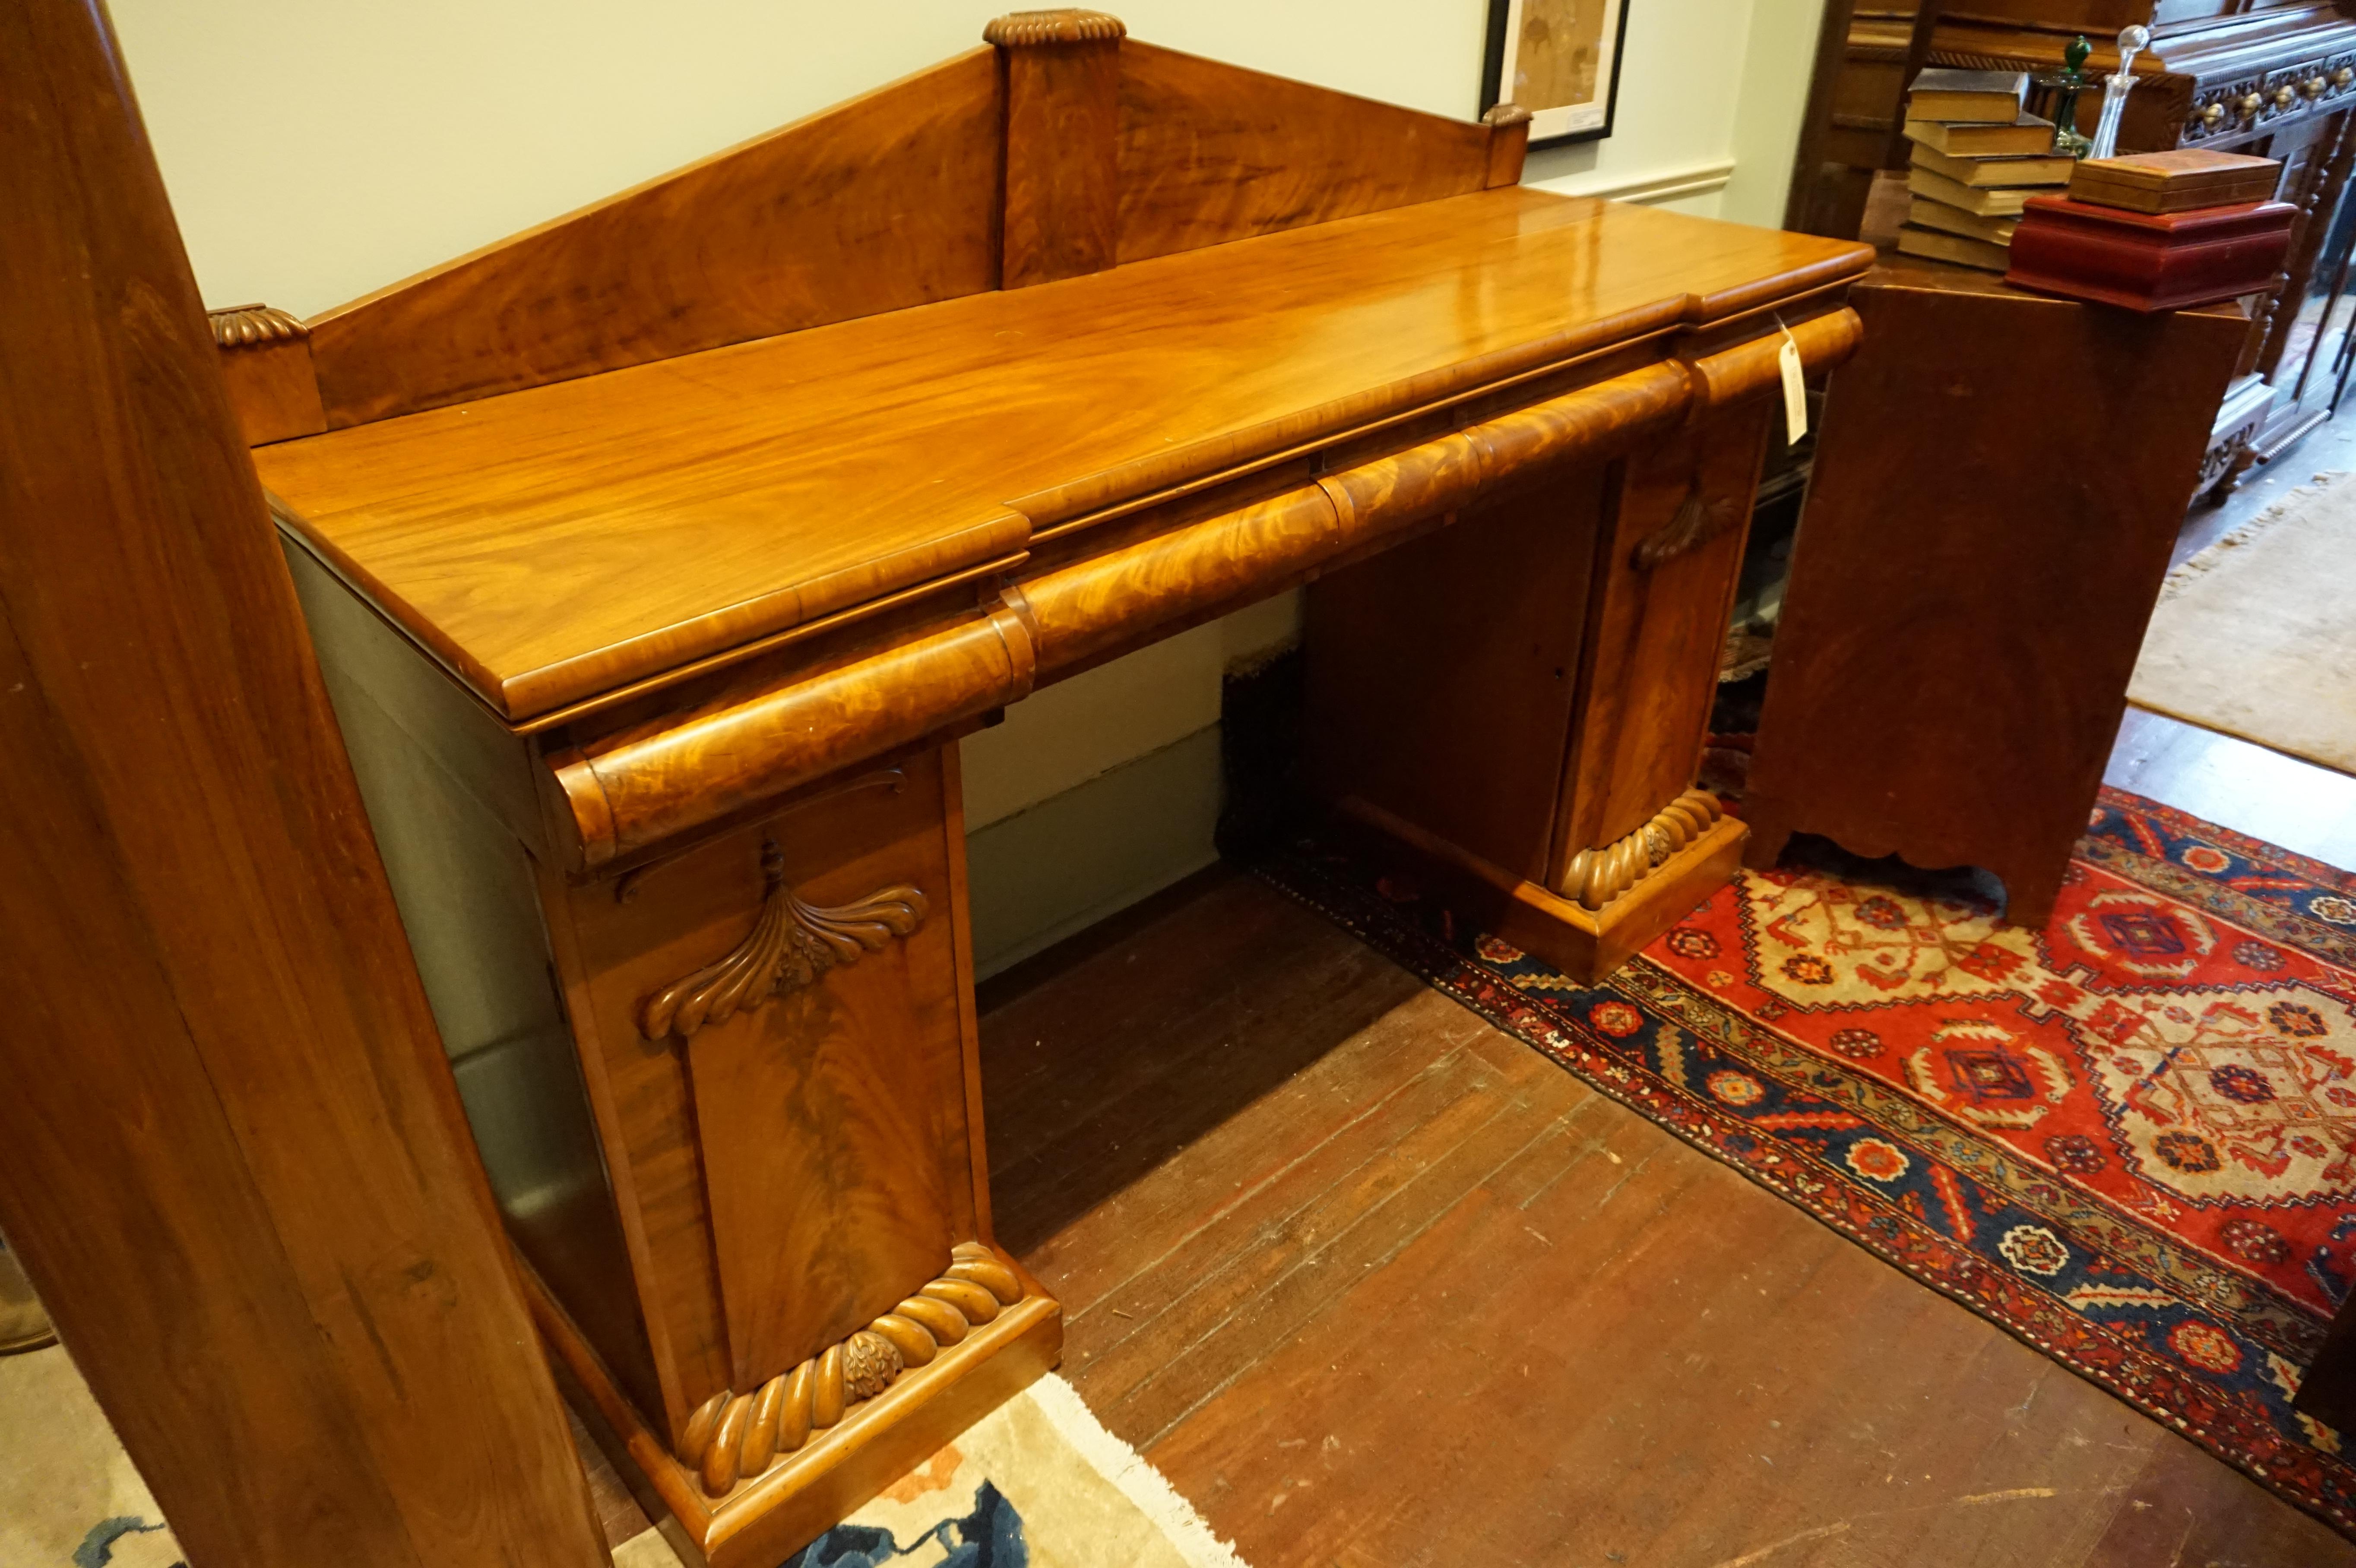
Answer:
[2106,708,2356,874]
[979,866,2356,1568]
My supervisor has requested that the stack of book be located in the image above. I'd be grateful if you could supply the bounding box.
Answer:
[1897,69,2073,272]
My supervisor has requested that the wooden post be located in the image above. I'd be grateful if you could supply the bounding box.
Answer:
[1482,104,1533,188]
[0,4,609,1566]
[989,9,1126,288]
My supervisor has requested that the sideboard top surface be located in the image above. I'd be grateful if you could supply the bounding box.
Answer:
[260,186,1868,722]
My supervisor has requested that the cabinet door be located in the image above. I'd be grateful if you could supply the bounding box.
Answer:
[2241,117,2347,380]
[557,750,978,1408]
[1553,403,1771,881]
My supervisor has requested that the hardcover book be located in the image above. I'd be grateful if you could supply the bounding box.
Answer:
[1907,197,2018,246]
[1907,166,2036,217]
[1905,69,2030,123]
[1896,224,2010,272]
[1903,114,2055,158]
[1910,142,2076,189]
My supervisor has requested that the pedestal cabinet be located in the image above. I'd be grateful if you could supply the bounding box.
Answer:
[1744,265,2247,925]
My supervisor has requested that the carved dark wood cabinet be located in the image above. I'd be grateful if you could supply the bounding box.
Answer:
[1796,1,2356,490]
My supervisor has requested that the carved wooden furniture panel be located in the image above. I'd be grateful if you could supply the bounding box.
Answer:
[556,759,978,1408]
[235,13,1870,1566]
[1113,40,1508,262]
[308,49,1006,427]
[1555,406,1770,873]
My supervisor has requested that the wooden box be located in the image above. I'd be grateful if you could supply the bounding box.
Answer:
[2067,149,2283,215]
[2005,196,2298,312]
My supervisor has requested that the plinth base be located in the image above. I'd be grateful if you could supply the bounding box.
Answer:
[527,1247,1062,1568]
[1334,796,1748,982]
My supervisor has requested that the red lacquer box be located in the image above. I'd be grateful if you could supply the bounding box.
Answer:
[2004,196,2297,313]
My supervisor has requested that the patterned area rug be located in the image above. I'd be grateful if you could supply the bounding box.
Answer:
[0,1345,184,1568]
[1254,788,2356,1538]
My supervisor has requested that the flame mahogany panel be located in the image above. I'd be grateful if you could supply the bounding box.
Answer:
[547,752,979,1426]
[306,50,1004,428]
[1114,41,1497,263]
[1556,403,1777,861]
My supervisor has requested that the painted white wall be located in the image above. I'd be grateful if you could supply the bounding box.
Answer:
[114,0,1817,316]
[1722,0,1829,226]
[108,0,1821,961]
[963,594,1300,829]
[1529,0,1748,217]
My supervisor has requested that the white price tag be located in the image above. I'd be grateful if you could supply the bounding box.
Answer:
[1776,322,1807,447]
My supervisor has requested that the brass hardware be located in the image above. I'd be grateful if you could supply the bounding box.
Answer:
[2337,67,2353,88]
[2201,101,2226,127]
[2305,76,2328,99]
[2275,84,2299,108]
[2241,92,2265,117]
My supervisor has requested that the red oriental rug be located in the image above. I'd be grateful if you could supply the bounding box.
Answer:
[1253,788,2356,1537]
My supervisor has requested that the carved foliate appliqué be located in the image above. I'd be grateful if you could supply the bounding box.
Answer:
[639,839,926,1041]
[1631,481,1742,571]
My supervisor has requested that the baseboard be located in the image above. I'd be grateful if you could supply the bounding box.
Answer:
[1534,158,1736,207]
[965,726,1223,979]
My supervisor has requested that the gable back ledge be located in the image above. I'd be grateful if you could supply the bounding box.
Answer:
[211,10,1530,445]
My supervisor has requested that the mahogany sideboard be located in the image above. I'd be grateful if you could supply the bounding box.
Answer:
[1792,0,2356,495]
[215,12,1870,1564]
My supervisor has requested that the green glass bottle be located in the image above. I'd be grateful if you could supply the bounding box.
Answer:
[2040,35,2095,158]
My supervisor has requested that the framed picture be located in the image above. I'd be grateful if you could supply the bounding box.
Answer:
[1479,0,1631,149]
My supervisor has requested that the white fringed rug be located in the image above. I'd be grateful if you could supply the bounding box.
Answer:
[618,1374,1245,1568]
[0,1337,1244,1568]
[0,1346,182,1568]
[2129,473,2356,773]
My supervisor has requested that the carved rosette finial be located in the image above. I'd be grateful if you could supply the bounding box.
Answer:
[983,8,1126,45]
[1560,789,1724,911]
[639,840,926,1040]
[840,1331,900,1400]
[207,303,307,350]
[675,1245,1026,1496]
